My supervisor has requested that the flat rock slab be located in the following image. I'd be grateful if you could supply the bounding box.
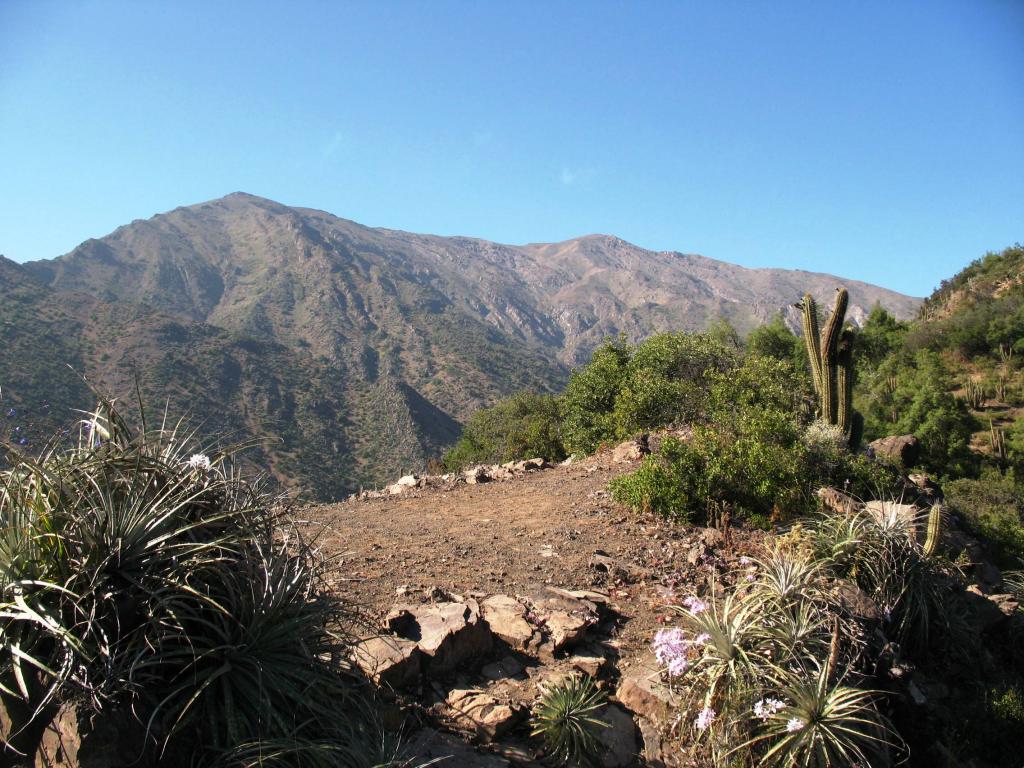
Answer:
[446,687,527,740]
[482,655,526,681]
[616,657,679,722]
[864,500,920,530]
[386,600,493,675]
[481,594,535,651]
[352,635,422,689]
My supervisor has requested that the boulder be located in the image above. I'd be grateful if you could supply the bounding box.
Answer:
[352,635,422,689]
[532,593,600,655]
[480,595,535,651]
[569,649,608,677]
[396,474,420,487]
[597,703,640,768]
[617,660,678,722]
[612,436,650,463]
[386,600,493,675]
[445,687,527,740]
[465,466,491,484]
[964,586,1013,633]
[868,434,920,467]
[833,580,880,621]
[864,500,919,530]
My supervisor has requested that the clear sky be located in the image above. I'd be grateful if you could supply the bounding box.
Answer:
[1,1,1021,297]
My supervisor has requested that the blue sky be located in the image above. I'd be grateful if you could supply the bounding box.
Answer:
[1,1,1021,297]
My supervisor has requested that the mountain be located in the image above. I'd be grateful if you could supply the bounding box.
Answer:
[3,192,920,498]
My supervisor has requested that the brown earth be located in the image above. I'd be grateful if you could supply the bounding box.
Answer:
[307,448,761,663]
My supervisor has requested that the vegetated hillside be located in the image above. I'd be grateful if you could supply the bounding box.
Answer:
[7,192,919,498]
[853,244,1024,477]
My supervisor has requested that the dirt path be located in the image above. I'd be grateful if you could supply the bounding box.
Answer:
[306,449,758,659]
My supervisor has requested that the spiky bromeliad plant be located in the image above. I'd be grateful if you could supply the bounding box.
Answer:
[531,674,609,767]
[0,399,388,768]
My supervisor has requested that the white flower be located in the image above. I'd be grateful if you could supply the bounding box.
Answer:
[786,717,805,732]
[739,556,752,565]
[695,707,716,732]
[187,453,212,472]
[753,697,786,720]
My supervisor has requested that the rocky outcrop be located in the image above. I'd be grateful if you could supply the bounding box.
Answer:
[386,600,493,675]
[868,434,920,467]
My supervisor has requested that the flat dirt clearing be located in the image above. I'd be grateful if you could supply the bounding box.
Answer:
[307,448,758,658]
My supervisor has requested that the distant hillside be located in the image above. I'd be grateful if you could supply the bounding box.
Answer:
[4,192,921,498]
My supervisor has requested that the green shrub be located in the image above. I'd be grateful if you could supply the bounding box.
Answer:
[861,351,978,478]
[443,391,565,470]
[610,356,812,523]
[561,338,631,455]
[945,469,1024,567]
[561,332,737,455]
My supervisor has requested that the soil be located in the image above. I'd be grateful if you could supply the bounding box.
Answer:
[306,447,761,665]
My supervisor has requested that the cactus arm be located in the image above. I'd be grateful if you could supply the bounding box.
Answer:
[923,503,943,557]
[820,288,848,424]
[801,293,823,398]
[836,328,855,434]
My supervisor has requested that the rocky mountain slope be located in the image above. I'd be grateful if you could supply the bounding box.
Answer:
[3,192,920,498]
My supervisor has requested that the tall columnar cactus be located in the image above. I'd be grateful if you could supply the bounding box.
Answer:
[922,503,943,557]
[990,421,1007,461]
[799,288,860,445]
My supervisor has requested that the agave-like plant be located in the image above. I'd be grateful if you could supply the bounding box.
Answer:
[738,663,898,768]
[530,674,609,767]
[0,398,378,767]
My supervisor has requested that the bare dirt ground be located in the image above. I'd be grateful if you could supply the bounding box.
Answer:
[306,448,759,661]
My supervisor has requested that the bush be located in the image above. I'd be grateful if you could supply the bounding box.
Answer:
[561,332,737,455]
[945,469,1024,567]
[443,392,565,470]
[0,401,386,767]
[861,351,978,478]
[610,356,813,523]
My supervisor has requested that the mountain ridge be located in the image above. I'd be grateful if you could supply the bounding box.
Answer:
[4,192,920,499]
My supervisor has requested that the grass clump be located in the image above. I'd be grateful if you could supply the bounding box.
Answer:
[0,399,390,767]
[530,674,608,767]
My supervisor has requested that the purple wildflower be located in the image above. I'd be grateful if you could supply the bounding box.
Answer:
[682,596,708,614]
[695,707,716,732]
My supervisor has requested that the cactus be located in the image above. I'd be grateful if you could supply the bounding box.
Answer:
[836,328,855,433]
[990,421,1007,461]
[799,288,859,445]
[963,380,986,410]
[999,343,1014,366]
[995,375,1008,403]
[922,503,943,557]
[802,293,823,397]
